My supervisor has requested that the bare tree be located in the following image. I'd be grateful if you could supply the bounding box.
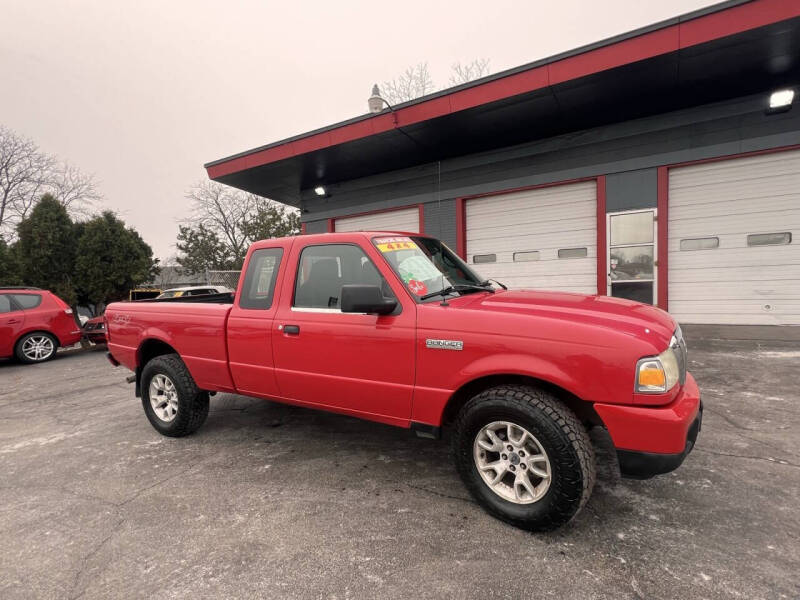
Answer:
[0,126,55,240]
[378,59,491,106]
[50,162,101,219]
[184,181,257,263]
[381,62,436,105]
[0,126,102,239]
[449,58,491,86]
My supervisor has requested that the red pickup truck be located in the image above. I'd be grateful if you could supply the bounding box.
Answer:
[106,232,701,531]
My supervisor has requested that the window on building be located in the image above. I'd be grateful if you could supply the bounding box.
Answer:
[10,294,42,309]
[239,248,283,309]
[558,247,588,259]
[680,237,719,251]
[747,232,792,247]
[513,251,540,262]
[473,254,497,264]
[294,244,389,310]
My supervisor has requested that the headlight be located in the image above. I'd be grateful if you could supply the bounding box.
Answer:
[635,337,680,393]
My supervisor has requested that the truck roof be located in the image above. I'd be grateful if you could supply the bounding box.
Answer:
[249,230,429,251]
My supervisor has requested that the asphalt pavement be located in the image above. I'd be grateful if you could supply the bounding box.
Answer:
[0,339,798,599]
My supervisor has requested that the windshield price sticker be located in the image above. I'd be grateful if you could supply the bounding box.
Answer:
[375,237,419,253]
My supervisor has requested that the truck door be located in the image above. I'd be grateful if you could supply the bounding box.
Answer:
[0,294,25,358]
[272,239,416,425]
[226,246,287,397]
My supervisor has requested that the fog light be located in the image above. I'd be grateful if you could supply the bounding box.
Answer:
[314,186,326,196]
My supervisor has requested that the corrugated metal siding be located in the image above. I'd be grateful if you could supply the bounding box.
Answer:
[423,199,457,249]
[334,207,420,233]
[303,220,328,234]
[466,181,597,293]
[668,149,800,325]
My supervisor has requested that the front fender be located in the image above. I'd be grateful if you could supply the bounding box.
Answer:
[411,352,589,425]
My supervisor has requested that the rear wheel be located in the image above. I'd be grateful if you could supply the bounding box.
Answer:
[452,384,595,531]
[15,333,57,364]
[141,354,209,437]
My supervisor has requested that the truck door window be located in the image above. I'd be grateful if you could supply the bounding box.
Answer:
[0,295,12,313]
[293,244,391,310]
[239,248,283,309]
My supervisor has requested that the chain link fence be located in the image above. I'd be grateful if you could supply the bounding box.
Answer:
[206,270,241,291]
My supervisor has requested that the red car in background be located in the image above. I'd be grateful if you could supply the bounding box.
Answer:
[83,315,107,344]
[0,287,83,364]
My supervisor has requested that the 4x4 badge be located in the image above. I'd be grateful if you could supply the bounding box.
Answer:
[426,339,463,351]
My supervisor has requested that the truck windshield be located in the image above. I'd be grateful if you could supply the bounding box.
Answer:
[372,236,486,301]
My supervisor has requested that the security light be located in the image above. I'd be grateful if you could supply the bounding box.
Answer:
[314,186,326,196]
[767,89,794,114]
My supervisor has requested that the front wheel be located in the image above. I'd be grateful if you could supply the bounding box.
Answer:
[452,385,595,531]
[141,354,209,437]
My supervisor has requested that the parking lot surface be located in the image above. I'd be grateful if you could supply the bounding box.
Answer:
[1,339,798,599]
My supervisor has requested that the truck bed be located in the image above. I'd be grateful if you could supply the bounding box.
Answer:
[141,292,235,304]
[105,300,236,392]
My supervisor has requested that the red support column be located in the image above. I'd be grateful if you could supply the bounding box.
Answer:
[455,198,466,259]
[596,176,607,296]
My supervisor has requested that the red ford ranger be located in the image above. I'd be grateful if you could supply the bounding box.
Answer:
[105,232,701,531]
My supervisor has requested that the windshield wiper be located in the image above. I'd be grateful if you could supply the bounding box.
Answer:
[420,284,494,302]
[480,278,507,290]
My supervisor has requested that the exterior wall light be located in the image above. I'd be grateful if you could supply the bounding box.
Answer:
[767,89,794,114]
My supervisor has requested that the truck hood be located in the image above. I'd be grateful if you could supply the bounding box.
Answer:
[454,289,677,348]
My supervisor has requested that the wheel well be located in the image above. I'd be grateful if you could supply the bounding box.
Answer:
[440,374,602,429]
[134,339,178,398]
[137,339,177,369]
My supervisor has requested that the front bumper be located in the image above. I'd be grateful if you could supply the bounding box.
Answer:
[617,403,702,479]
[594,373,702,479]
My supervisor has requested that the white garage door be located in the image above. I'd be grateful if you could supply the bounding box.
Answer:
[334,207,420,233]
[668,150,800,325]
[466,181,597,292]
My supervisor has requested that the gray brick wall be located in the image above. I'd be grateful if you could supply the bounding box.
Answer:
[606,169,658,212]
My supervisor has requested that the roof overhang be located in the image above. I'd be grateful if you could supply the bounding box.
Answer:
[206,0,800,206]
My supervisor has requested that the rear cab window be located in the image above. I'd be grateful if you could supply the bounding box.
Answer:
[239,248,283,309]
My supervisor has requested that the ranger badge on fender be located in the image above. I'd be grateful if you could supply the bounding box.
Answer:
[426,339,464,351]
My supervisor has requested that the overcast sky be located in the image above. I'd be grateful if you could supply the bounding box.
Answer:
[1,0,718,260]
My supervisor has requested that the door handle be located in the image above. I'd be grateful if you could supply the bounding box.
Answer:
[282,324,300,335]
[6,319,21,324]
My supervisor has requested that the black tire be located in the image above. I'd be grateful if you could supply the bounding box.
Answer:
[15,332,58,364]
[141,354,209,437]
[452,384,595,531]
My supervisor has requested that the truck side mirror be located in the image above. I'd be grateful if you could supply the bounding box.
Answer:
[340,284,397,315]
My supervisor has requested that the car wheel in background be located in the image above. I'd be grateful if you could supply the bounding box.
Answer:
[452,384,596,531]
[141,353,209,437]
[15,333,58,364]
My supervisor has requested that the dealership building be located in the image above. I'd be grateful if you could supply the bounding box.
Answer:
[206,0,800,331]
